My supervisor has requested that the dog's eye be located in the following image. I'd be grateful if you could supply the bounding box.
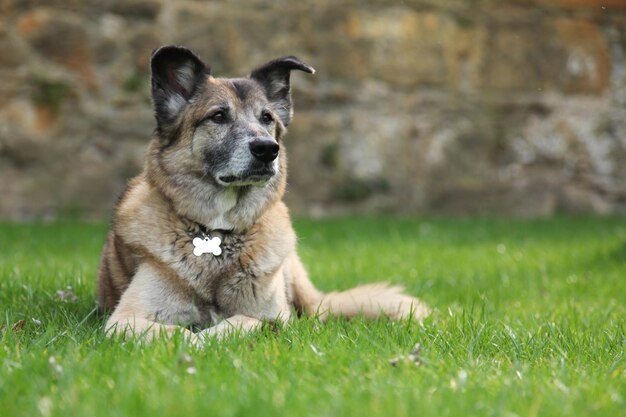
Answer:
[210,110,227,124]
[261,111,274,125]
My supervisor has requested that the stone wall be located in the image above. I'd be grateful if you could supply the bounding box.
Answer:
[1,0,626,219]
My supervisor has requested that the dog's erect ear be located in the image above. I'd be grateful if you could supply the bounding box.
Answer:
[249,56,315,126]
[151,45,210,127]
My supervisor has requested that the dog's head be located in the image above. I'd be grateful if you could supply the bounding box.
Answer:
[149,45,314,188]
[145,46,314,229]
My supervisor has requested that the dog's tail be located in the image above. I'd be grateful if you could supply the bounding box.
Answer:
[288,254,430,321]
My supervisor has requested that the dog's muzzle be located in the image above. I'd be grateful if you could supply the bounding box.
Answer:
[214,137,279,186]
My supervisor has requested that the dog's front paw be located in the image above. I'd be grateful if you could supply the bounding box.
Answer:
[196,315,262,342]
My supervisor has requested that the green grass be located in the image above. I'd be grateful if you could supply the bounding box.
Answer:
[0,217,624,417]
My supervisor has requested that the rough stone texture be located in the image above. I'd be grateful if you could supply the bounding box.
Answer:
[0,0,625,219]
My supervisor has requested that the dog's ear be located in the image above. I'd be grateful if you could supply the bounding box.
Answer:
[249,56,315,126]
[151,45,210,127]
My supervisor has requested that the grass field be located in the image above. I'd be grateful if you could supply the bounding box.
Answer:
[0,217,624,417]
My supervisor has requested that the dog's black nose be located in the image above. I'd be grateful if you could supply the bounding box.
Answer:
[249,139,279,163]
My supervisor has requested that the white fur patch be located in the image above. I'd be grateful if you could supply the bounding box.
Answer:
[205,189,238,230]
[166,94,187,115]
[164,62,197,116]
[175,62,196,92]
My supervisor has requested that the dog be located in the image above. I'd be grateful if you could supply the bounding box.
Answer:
[97,45,430,343]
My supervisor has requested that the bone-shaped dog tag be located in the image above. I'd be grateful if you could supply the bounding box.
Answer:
[192,236,222,257]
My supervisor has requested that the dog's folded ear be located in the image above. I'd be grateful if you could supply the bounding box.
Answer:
[249,56,315,126]
[151,45,210,128]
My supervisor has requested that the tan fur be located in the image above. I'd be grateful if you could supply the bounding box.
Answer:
[97,48,429,343]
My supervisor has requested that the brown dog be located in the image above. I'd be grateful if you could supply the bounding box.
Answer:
[97,46,429,343]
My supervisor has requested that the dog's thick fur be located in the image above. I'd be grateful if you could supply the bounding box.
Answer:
[97,46,429,343]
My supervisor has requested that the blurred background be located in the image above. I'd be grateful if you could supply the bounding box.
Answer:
[0,0,625,220]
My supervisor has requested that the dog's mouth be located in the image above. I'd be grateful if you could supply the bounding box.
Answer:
[217,169,275,187]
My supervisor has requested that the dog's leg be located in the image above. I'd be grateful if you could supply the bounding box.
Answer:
[106,316,199,344]
[285,252,323,314]
[197,268,293,341]
[104,262,200,345]
[196,315,262,341]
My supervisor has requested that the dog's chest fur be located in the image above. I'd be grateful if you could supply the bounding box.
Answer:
[168,228,261,321]
[112,177,296,326]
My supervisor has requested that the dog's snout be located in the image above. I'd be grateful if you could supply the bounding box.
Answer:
[249,139,279,163]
